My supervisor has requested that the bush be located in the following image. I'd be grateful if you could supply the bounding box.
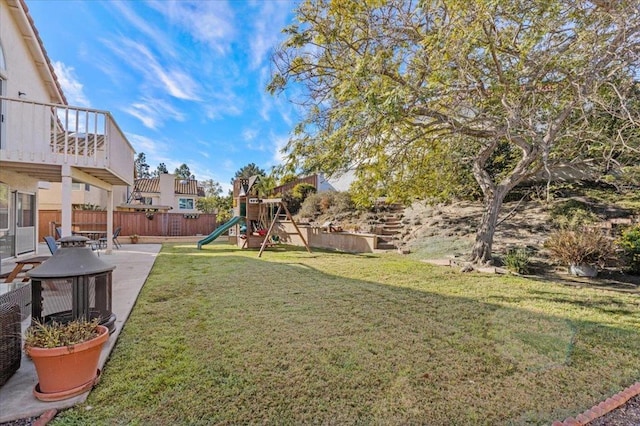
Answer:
[298,191,355,219]
[549,199,599,229]
[292,183,316,200]
[282,183,318,215]
[544,228,616,268]
[502,247,532,274]
[616,225,640,274]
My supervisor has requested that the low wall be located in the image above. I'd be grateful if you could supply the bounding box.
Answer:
[128,235,229,244]
[273,222,377,253]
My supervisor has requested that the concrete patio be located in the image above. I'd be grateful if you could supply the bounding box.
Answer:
[0,243,161,423]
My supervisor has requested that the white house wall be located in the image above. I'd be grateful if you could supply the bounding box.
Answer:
[0,1,55,104]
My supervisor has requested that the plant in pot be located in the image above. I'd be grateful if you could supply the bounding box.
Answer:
[24,318,109,401]
[544,227,616,277]
[129,234,139,244]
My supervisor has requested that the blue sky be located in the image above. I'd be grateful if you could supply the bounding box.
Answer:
[27,0,300,192]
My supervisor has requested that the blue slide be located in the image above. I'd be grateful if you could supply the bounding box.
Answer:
[197,216,242,249]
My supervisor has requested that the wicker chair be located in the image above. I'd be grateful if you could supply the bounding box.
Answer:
[0,303,21,387]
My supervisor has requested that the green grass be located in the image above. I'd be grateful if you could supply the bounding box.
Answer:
[53,242,640,425]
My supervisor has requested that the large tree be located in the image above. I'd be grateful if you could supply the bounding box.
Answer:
[174,163,195,180]
[151,163,169,177]
[134,153,150,179]
[200,179,223,197]
[232,163,266,184]
[269,0,640,264]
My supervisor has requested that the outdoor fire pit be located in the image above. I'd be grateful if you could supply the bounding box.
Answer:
[28,236,116,333]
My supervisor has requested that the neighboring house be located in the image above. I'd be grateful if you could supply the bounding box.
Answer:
[0,0,134,261]
[38,182,129,211]
[118,173,205,214]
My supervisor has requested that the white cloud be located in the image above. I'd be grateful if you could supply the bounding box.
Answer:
[102,38,201,101]
[248,1,291,70]
[147,0,236,54]
[126,133,169,158]
[110,1,178,59]
[52,61,91,107]
[122,96,186,129]
[242,128,258,141]
[270,134,290,167]
[203,91,244,120]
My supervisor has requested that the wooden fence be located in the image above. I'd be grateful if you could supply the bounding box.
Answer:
[39,210,217,241]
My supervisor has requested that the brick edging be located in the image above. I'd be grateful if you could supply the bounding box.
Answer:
[33,409,57,426]
[553,382,640,425]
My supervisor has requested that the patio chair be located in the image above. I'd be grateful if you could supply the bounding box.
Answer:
[99,227,122,249]
[44,236,58,255]
[55,227,62,240]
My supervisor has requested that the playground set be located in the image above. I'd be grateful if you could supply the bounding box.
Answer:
[197,176,311,257]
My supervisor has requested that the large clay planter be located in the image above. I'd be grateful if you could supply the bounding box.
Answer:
[570,264,599,277]
[26,325,109,401]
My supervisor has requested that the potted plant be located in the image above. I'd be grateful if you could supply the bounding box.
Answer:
[544,227,616,277]
[129,234,139,244]
[24,318,109,401]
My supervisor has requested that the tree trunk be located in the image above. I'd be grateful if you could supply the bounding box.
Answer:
[470,188,508,264]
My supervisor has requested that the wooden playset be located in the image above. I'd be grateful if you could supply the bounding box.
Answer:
[226,176,311,257]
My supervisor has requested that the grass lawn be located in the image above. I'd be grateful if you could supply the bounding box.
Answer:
[53,242,640,425]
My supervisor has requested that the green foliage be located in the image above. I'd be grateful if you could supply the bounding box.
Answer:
[549,200,599,230]
[544,228,616,267]
[174,163,194,180]
[277,173,299,186]
[254,175,277,197]
[24,318,101,349]
[291,183,316,200]
[616,225,640,274]
[270,0,640,263]
[196,192,233,219]
[200,179,223,197]
[134,152,150,178]
[298,191,355,219]
[232,163,266,185]
[152,162,168,177]
[282,183,318,215]
[502,247,532,275]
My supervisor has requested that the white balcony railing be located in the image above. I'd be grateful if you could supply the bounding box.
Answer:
[0,96,134,186]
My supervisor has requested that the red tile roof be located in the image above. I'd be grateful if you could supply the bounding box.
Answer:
[133,177,204,196]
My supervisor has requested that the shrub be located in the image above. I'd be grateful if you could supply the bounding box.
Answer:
[544,228,616,268]
[291,183,316,200]
[549,199,599,230]
[298,191,355,219]
[616,225,640,274]
[283,184,318,215]
[502,247,532,274]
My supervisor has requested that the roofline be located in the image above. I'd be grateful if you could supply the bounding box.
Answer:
[8,0,67,104]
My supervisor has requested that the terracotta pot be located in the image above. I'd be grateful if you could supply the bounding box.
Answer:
[26,325,109,399]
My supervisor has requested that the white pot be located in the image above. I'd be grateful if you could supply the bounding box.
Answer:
[569,264,598,277]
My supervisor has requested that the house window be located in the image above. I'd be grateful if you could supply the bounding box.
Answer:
[141,197,153,205]
[178,198,194,209]
[17,193,35,227]
[72,183,90,191]
[0,182,8,229]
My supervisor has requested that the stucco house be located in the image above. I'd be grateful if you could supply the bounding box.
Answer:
[0,0,134,262]
[118,173,205,215]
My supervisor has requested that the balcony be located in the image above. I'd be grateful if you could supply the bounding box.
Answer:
[0,96,134,187]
